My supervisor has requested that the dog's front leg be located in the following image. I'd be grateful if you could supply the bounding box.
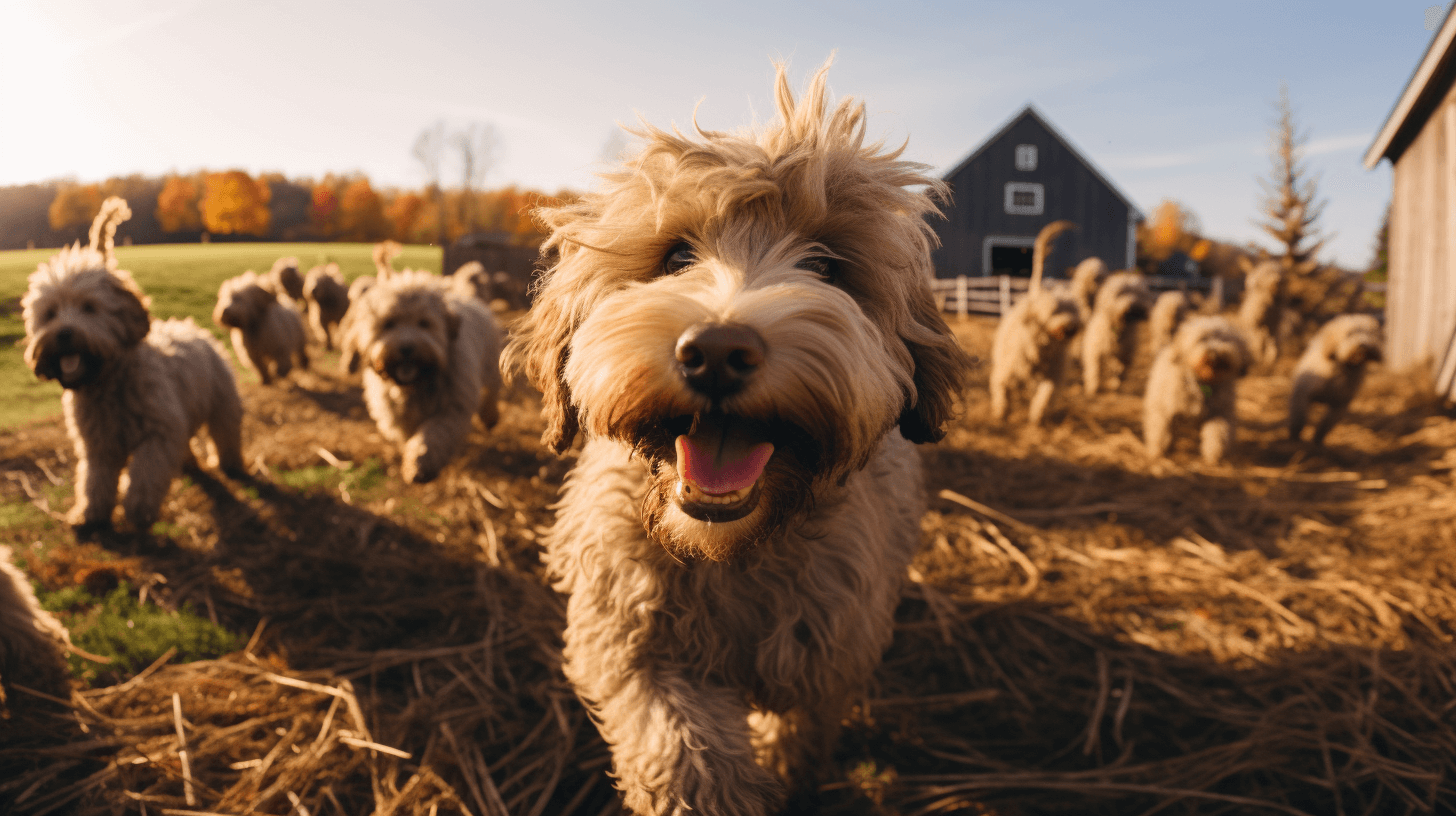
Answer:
[70,446,122,530]
[1027,377,1057,426]
[121,435,186,530]
[572,657,783,816]
[401,410,471,484]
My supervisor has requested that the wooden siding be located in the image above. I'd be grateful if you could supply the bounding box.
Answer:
[931,110,1136,280]
[1388,82,1456,372]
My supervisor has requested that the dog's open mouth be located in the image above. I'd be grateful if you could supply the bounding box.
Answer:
[671,413,774,523]
[384,357,433,385]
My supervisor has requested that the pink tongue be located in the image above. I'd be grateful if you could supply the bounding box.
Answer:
[675,435,774,495]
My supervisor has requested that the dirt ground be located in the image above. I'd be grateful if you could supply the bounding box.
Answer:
[2,314,1454,815]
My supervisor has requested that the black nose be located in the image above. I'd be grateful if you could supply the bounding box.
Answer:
[56,327,75,346]
[675,323,766,398]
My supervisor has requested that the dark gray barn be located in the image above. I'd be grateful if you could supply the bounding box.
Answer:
[931,105,1142,280]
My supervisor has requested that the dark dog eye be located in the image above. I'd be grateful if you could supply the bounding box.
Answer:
[44,307,57,321]
[663,242,697,274]
[418,319,430,329]
[797,256,840,284]
[382,319,395,330]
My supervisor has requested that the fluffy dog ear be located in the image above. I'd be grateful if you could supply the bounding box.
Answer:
[503,280,580,454]
[109,272,151,347]
[897,286,972,444]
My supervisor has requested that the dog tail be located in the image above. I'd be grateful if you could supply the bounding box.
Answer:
[88,197,133,270]
[373,240,403,279]
[1030,220,1076,295]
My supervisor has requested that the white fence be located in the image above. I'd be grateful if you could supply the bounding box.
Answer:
[931,274,1215,318]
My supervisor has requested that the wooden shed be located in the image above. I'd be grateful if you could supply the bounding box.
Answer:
[931,105,1142,280]
[1364,4,1456,396]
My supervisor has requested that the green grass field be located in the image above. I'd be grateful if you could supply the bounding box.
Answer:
[0,242,442,427]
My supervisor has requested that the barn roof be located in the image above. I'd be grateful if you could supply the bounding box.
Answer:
[1364,4,1456,168]
[941,104,1143,221]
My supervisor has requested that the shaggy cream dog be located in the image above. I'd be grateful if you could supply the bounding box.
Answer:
[214,270,309,384]
[1148,289,1191,353]
[1082,271,1152,395]
[304,263,350,349]
[1068,256,1109,320]
[448,260,493,305]
[1143,315,1250,464]
[506,63,970,816]
[1288,314,1383,443]
[0,547,71,706]
[265,255,305,303]
[1238,258,1283,366]
[340,270,503,484]
[989,221,1080,425]
[21,198,244,532]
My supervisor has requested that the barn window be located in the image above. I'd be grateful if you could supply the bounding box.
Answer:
[1015,144,1038,171]
[1004,182,1044,215]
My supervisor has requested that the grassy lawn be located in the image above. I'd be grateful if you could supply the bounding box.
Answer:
[0,242,442,427]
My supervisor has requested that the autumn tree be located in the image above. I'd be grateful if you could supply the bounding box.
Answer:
[156,176,203,234]
[413,121,448,244]
[262,173,313,240]
[1137,199,1211,271]
[386,192,426,242]
[336,177,388,241]
[310,177,343,238]
[452,122,499,233]
[201,171,271,237]
[1259,84,1326,278]
[49,183,104,238]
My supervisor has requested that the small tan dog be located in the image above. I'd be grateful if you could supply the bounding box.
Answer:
[22,198,244,532]
[340,269,503,484]
[507,62,970,816]
[989,221,1081,425]
[448,260,493,306]
[1288,314,1383,443]
[1082,271,1152,395]
[264,255,305,303]
[214,270,309,384]
[1238,258,1283,366]
[1143,315,1250,464]
[303,263,350,349]
[1148,289,1191,353]
[1068,256,1109,321]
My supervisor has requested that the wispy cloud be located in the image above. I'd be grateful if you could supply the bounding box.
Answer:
[1305,133,1374,156]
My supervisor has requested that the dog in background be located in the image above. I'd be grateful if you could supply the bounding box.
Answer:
[1068,256,1108,321]
[340,269,504,484]
[1148,289,1191,353]
[21,198,244,532]
[214,270,309,384]
[304,263,350,350]
[506,62,970,816]
[265,256,305,304]
[989,221,1080,425]
[1143,315,1250,464]
[1288,314,1383,444]
[1082,271,1152,395]
[1238,258,1283,366]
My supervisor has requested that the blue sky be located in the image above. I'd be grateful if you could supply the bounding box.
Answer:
[2,0,1447,267]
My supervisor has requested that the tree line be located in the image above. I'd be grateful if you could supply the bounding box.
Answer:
[0,171,576,250]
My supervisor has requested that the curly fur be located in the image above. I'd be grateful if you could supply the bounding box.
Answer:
[989,224,1081,426]
[449,261,494,306]
[214,270,309,384]
[1143,315,1250,464]
[303,263,350,350]
[1082,271,1152,395]
[1288,314,1383,443]
[340,270,504,484]
[1068,256,1109,320]
[0,547,71,712]
[1148,290,1191,353]
[265,256,305,303]
[1238,259,1283,366]
[504,61,971,816]
[21,200,244,531]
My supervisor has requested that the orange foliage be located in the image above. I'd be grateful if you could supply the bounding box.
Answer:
[49,184,104,232]
[385,192,426,242]
[1139,199,1203,264]
[155,176,202,234]
[201,171,271,237]
[336,178,388,242]
[310,180,341,238]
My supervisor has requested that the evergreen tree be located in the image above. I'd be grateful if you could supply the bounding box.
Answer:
[1258,83,1326,278]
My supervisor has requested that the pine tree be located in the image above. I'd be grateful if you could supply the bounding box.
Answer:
[1258,83,1326,279]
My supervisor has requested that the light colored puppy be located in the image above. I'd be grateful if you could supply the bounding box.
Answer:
[449,260,493,306]
[989,222,1080,425]
[1068,256,1109,321]
[213,270,309,384]
[1143,315,1250,464]
[303,263,350,350]
[0,547,71,705]
[1148,289,1191,353]
[1082,271,1152,395]
[1238,258,1283,366]
[340,270,504,484]
[1288,314,1383,443]
[264,255,305,304]
[21,198,244,532]
[506,63,970,816]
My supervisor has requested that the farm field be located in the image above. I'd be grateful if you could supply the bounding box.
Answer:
[0,243,442,427]
[1,250,1455,814]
